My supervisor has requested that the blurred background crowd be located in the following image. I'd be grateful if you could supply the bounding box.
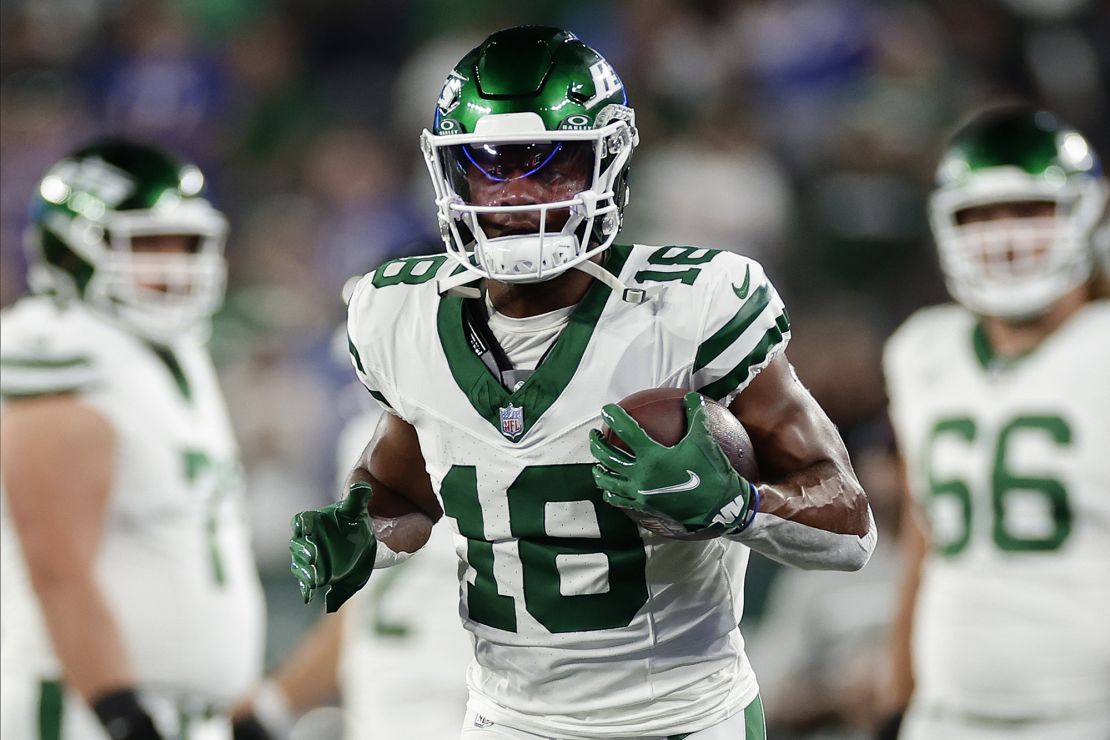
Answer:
[2,0,1107,737]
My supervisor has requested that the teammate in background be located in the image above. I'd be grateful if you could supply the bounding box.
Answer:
[882,107,1110,740]
[231,327,469,740]
[290,27,876,739]
[1,139,265,739]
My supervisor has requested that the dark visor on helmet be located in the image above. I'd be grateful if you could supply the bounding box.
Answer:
[444,141,593,197]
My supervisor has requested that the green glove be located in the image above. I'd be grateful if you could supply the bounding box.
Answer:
[590,392,757,536]
[289,481,377,612]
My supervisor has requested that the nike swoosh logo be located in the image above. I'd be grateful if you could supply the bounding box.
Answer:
[639,470,701,496]
[733,265,751,299]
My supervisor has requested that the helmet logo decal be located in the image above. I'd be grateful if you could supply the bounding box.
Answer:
[583,60,622,110]
[46,157,136,209]
[558,114,591,131]
[437,71,466,116]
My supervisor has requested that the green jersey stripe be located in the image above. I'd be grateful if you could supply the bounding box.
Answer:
[0,386,89,399]
[348,332,366,374]
[38,680,63,740]
[745,694,766,739]
[0,355,90,369]
[0,364,98,398]
[367,388,393,409]
[693,281,772,373]
[697,312,790,401]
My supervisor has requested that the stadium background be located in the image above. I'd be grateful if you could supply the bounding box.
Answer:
[1,0,1107,737]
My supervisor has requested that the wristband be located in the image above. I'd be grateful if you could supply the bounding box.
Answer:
[91,688,162,740]
[723,483,761,536]
[232,714,274,740]
[249,680,294,737]
[875,711,904,740]
[738,485,760,531]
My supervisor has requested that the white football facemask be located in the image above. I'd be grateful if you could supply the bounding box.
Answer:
[36,199,228,343]
[929,168,1108,319]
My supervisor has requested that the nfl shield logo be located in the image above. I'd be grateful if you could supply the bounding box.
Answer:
[499,403,524,441]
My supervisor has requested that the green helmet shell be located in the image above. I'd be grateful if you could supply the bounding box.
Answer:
[31,138,213,292]
[936,107,1102,187]
[433,27,628,135]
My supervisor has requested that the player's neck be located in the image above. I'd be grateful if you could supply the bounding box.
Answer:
[979,287,1088,359]
[486,254,603,318]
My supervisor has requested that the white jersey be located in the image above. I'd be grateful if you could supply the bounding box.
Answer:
[0,297,265,726]
[884,301,1110,719]
[346,244,790,738]
[334,406,471,740]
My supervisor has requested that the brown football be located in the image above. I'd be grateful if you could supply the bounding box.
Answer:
[602,387,760,539]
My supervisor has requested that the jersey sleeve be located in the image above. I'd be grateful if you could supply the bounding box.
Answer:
[0,303,102,399]
[346,273,403,418]
[691,254,791,404]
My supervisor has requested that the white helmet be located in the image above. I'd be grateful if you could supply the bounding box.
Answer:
[929,107,1108,319]
[25,138,228,343]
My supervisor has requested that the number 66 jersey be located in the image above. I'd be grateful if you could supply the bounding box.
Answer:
[346,244,790,738]
[884,301,1110,720]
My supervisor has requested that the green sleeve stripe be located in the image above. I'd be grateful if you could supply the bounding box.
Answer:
[38,679,63,740]
[697,312,790,401]
[347,333,366,374]
[0,356,91,369]
[694,282,772,372]
[367,388,393,409]
[1,387,86,399]
[1,361,98,397]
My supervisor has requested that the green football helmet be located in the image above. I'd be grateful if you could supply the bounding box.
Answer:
[421,26,638,286]
[929,107,1108,319]
[25,138,228,342]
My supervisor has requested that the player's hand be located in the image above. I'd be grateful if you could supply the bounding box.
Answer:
[289,481,377,612]
[590,391,757,535]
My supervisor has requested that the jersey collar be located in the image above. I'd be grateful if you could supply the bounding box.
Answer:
[436,244,632,442]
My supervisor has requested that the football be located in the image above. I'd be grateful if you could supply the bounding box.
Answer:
[602,387,760,540]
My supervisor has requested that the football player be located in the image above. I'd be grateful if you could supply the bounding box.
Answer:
[1,139,265,739]
[882,106,1110,739]
[290,27,876,740]
[231,338,469,740]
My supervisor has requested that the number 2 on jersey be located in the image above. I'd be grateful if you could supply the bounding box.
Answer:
[441,463,648,634]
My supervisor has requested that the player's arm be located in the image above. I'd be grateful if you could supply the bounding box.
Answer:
[726,353,875,570]
[231,613,345,739]
[290,411,440,612]
[728,355,874,572]
[877,458,928,739]
[2,396,163,739]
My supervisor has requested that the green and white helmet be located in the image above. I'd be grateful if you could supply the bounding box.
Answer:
[929,107,1108,319]
[421,26,638,286]
[25,138,228,342]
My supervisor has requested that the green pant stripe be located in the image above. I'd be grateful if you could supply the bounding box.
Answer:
[38,680,63,740]
[745,694,766,739]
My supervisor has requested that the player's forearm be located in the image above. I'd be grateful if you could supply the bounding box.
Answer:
[32,570,134,702]
[271,613,345,713]
[729,461,876,570]
[759,459,871,536]
[883,508,927,715]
